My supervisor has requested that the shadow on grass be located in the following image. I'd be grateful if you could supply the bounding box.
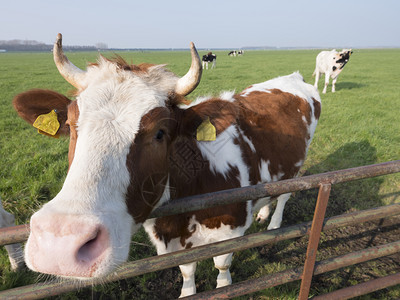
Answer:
[253,140,397,298]
[335,81,367,91]
[283,140,383,225]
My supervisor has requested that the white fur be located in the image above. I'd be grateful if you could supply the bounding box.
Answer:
[267,193,291,230]
[219,90,236,102]
[214,253,233,288]
[237,127,256,153]
[241,72,319,101]
[255,199,272,223]
[179,262,197,297]
[259,159,272,182]
[255,160,285,224]
[180,95,211,108]
[180,90,236,109]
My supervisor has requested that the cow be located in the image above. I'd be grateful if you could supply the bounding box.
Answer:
[0,197,25,271]
[228,50,244,57]
[13,33,321,297]
[313,49,353,93]
[202,52,216,69]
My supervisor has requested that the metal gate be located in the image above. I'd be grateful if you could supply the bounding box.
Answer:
[1,160,400,299]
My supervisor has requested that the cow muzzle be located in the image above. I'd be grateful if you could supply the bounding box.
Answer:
[25,212,112,278]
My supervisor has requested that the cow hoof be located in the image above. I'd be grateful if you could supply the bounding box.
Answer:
[256,215,267,224]
[267,224,278,230]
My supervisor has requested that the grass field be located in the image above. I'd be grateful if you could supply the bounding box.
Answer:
[0,48,399,299]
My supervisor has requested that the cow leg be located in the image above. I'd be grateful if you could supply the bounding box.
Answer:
[213,253,233,288]
[179,262,197,297]
[332,77,337,93]
[255,196,275,224]
[322,73,329,94]
[267,193,291,230]
[313,70,320,89]
[0,201,25,271]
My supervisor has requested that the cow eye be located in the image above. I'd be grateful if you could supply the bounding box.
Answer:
[155,129,165,141]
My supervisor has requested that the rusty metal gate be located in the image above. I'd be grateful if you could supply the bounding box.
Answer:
[1,160,400,299]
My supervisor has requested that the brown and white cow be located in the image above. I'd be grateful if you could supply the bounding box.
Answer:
[13,33,321,297]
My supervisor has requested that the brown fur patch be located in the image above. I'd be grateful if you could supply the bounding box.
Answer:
[89,55,155,74]
[125,107,174,224]
[236,89,310,179]
[66,101,79,167]
[312,97,321,120]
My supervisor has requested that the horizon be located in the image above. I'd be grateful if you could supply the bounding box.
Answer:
[1,38,398,52]
[2,0,399,49]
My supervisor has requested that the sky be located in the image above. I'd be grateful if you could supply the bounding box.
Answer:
[1,0,400,49]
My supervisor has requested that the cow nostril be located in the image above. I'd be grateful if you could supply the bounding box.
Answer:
[77,228,104,264]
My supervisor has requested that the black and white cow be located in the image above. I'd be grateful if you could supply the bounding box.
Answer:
[228,50,244,57]
[313,49,353,93]
[202,52,217,69]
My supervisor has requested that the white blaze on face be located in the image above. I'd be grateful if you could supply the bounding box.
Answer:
[25,59,177,278]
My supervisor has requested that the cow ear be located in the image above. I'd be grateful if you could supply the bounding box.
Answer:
[175,99,237,140]
[172,105,203,139]
[13,89,72,137]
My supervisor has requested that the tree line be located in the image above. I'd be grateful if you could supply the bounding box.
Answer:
[0,39,99,52]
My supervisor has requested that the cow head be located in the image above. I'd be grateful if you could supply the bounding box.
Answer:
[13,33,202,278]
[335,49,353,69]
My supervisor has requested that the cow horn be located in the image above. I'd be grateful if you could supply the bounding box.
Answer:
[53,33,86,89]
[175,42,202,96]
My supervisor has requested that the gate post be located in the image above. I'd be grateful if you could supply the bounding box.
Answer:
[299,183,331,300]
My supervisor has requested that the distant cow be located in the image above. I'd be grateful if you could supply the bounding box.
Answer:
[313,49,353,93]
[229,50,244,57]
[202,52,216,69]
[0,197,24,271]
[14,33,321,297]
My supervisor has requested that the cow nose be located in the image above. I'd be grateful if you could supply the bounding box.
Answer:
[25,213,111,278]
[77,226,105,264]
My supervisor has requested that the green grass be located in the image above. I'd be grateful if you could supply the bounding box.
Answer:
[0,48,399,299]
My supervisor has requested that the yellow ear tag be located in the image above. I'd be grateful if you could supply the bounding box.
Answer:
[33,110,60,138]
[196,117,216,141]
